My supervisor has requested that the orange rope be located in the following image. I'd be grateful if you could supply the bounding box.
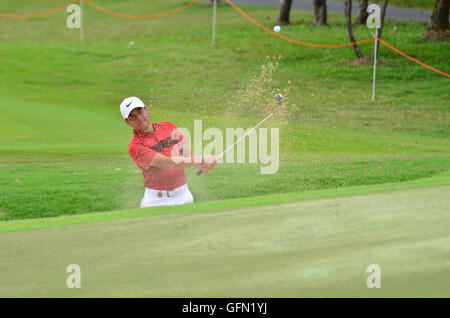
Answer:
[0,0,78,18]
[3,0,448,79]
[81,0,199,19]
[376,36,450,78]
[226,0,374,48]
[0,0,199,19]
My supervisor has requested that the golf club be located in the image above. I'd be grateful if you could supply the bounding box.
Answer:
[197,93,284,176]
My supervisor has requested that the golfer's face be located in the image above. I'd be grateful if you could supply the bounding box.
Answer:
[126,107,150,130]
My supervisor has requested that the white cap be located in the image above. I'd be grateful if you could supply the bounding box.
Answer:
[120,96,145,119]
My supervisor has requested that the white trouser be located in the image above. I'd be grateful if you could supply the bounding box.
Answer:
[140,184,194,208]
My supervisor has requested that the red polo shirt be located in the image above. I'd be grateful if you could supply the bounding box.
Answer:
[128,121,187,190]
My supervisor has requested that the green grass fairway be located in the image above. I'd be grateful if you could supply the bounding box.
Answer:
[0,0,449,220]
[0,183,449,297]
[0,0,448,298]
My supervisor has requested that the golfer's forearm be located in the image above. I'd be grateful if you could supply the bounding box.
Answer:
[150,154,202,170]
[168,156,203,170]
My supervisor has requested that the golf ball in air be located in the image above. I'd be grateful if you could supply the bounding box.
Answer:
[274,25,281,33]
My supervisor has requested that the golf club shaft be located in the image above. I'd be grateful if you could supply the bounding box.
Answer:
[197,103,282,176]
[219,105,280,160]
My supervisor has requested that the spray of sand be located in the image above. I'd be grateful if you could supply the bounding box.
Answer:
[121,57,303,204]
[224,55,299,125]
[221,55,300,167]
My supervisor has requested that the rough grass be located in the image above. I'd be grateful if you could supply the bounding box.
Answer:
[0,0,448,220]
[1,185,449,297]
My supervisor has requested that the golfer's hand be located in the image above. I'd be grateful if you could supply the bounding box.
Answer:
[200,155,219,174]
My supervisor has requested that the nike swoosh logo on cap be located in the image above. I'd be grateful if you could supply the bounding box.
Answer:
[126,101,133,107]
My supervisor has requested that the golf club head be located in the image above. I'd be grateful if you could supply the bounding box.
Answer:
[274,93,283,105]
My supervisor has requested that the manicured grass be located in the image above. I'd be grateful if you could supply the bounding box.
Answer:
[0,170,448,232]
[1,185,449,297]
[0,0,448,220]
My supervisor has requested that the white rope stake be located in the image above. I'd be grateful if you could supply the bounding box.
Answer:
[212,0,217,46]
[80,0,84,41]
[372,29,379,102]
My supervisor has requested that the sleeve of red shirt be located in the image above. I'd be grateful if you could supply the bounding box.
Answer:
[128,143,158,171]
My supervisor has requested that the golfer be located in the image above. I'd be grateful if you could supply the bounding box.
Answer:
[120,96,217,208]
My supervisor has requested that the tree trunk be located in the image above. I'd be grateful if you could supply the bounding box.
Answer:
[276,0,293,25]
[354,0,368,25]
[374,0,389,56]
[429,0,449,31]
[313,0,327,25]
[345,0,363,59]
